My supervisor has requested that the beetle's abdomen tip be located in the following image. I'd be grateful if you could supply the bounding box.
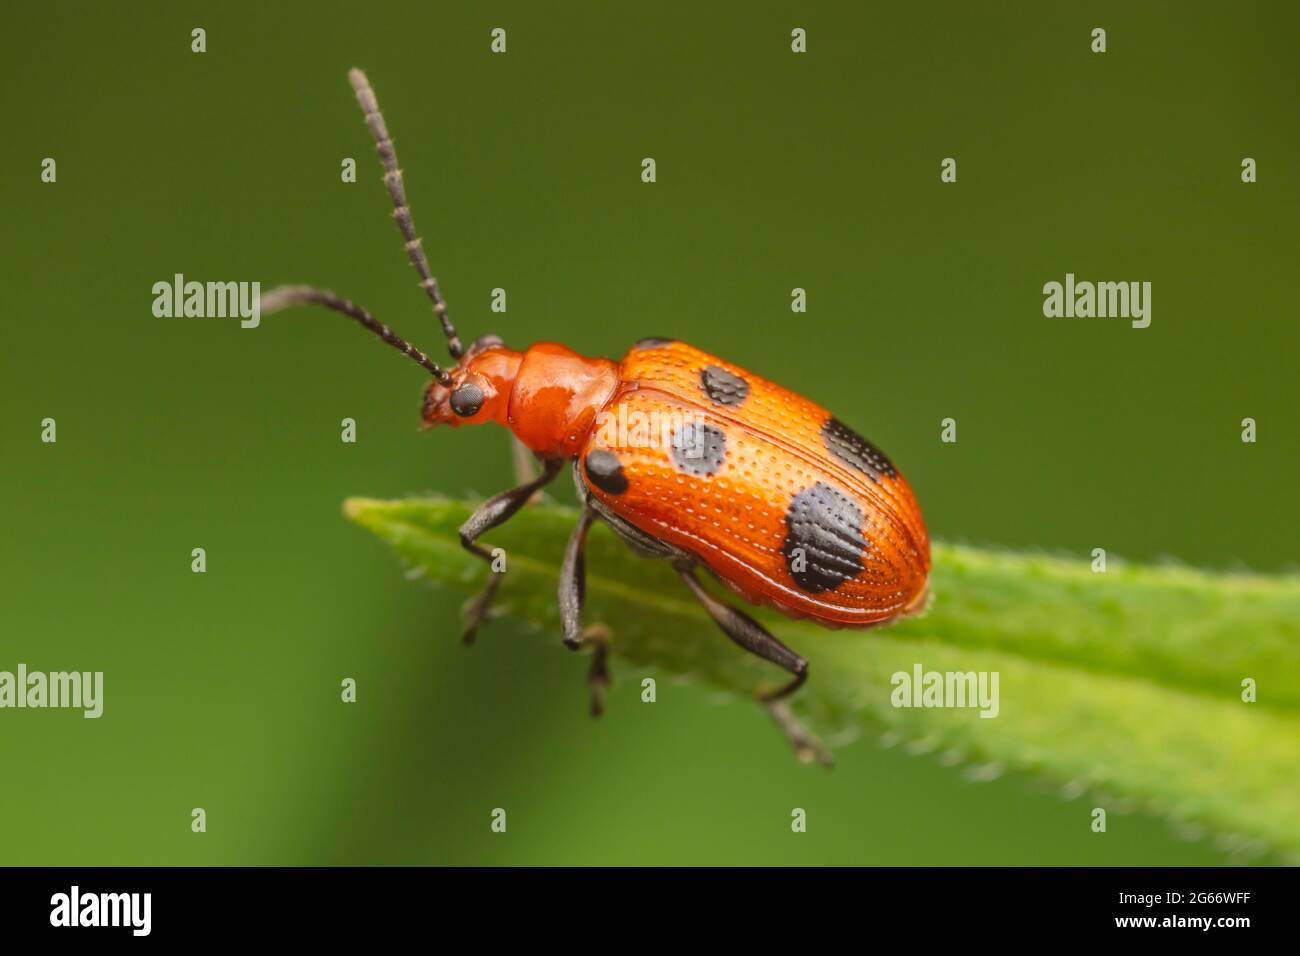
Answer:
[900,581,931,619]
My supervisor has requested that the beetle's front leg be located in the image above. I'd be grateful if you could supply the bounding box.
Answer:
[458,456,563,644]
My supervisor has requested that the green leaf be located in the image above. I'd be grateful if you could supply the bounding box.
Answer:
[345,495,1300,861]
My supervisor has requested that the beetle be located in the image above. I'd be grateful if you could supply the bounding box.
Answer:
[263,69,930,764]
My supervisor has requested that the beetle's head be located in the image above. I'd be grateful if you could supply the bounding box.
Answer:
[420,334,521,430]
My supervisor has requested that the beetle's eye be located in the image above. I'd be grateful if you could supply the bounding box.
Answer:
[449,382,485,417]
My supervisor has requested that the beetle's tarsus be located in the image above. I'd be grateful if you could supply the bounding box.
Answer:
[767,699,834,768]
[460,578,501,646]
[582,624,612,717]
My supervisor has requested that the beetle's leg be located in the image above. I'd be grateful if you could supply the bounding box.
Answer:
[557,510,613,715]
[558,507,597,649]
[675,563,833,767]
[674,563,807,700]
[511,436,547,503]
[458,457,564,644]
[582,623,612,717]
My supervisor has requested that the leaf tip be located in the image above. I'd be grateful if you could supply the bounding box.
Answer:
[342,497,377,524]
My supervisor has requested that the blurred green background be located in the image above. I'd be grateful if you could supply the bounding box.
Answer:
[2,1,1295,865]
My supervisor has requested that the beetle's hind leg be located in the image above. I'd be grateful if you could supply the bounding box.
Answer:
[675,563,833,767]
[582,623,612,717]
[458,457,563,644]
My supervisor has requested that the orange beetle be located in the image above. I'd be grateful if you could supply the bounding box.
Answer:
[265,70,930,763]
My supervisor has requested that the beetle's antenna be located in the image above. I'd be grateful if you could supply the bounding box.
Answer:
[262,285,452,385]
[348,67,463,360]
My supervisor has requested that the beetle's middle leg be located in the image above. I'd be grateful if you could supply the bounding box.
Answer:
[458,456,563,645]
[675,563,833,767]
[557,508,614,715]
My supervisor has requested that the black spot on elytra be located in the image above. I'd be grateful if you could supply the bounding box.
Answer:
[822,417,895,481]
[584,449,629,495]
[632,337,674,349]
[449,382,485,417]
[700,365,749,406]
[781,482,869,593]
[670,422,727,476]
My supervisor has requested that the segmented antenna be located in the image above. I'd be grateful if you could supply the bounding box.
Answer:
[262,285,451,384]
[348,67,463,359]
